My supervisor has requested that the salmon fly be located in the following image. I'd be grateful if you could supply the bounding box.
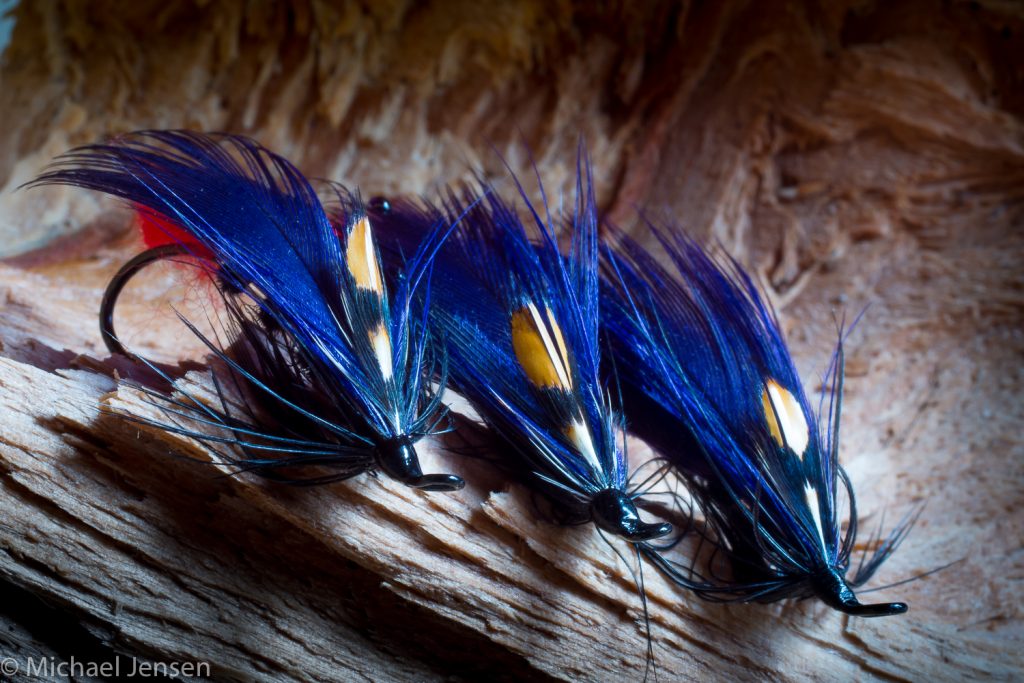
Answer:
[372,162,672,543]
[602,227,915,616]
[32,130,463,491]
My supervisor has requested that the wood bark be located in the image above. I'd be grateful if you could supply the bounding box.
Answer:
[0,1,1021,680]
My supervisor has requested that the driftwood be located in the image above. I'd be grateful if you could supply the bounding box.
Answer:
[0,1,1021,680]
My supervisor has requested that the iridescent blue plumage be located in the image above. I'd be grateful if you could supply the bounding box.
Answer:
[373,162,671,541]
[32,131,462,491]
[602,226,915,615]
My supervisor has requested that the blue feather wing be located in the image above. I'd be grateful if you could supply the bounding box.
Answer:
[34,131,415,435]
[603,228,841,584]
[43,132,340,323]
[604,225,913,614]
[375,174,630,506]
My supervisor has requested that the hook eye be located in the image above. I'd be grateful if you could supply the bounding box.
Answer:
[843,601,908,617]
[590,489,672,541]
[376,437,463,492]
[626,521,673,542]
[410,473,465,492]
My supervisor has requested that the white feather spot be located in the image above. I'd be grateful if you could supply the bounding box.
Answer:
[804,483,827,548]
[565,418,602,474]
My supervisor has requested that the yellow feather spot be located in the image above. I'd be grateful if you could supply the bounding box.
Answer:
[511,303,573,390]
[345,216,384,293]
[369,323,393,380]
[761,379,810,455]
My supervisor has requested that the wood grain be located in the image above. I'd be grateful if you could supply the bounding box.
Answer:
[0,1,1021,680]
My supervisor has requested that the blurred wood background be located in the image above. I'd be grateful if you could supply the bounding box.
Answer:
[0,0,1021,680]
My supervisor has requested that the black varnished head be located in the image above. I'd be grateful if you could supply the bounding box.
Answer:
[368,196,392,215]
[375,436,464,492]
[590,489,671,542]
[813,566,908,617]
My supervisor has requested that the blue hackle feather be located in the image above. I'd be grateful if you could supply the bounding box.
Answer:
[602,225,917,616]
[31,130,463,491]
[372,160,671,543]
[372,163,672,680]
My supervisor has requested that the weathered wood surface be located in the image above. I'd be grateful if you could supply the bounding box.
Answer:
[0,1,1021,680]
